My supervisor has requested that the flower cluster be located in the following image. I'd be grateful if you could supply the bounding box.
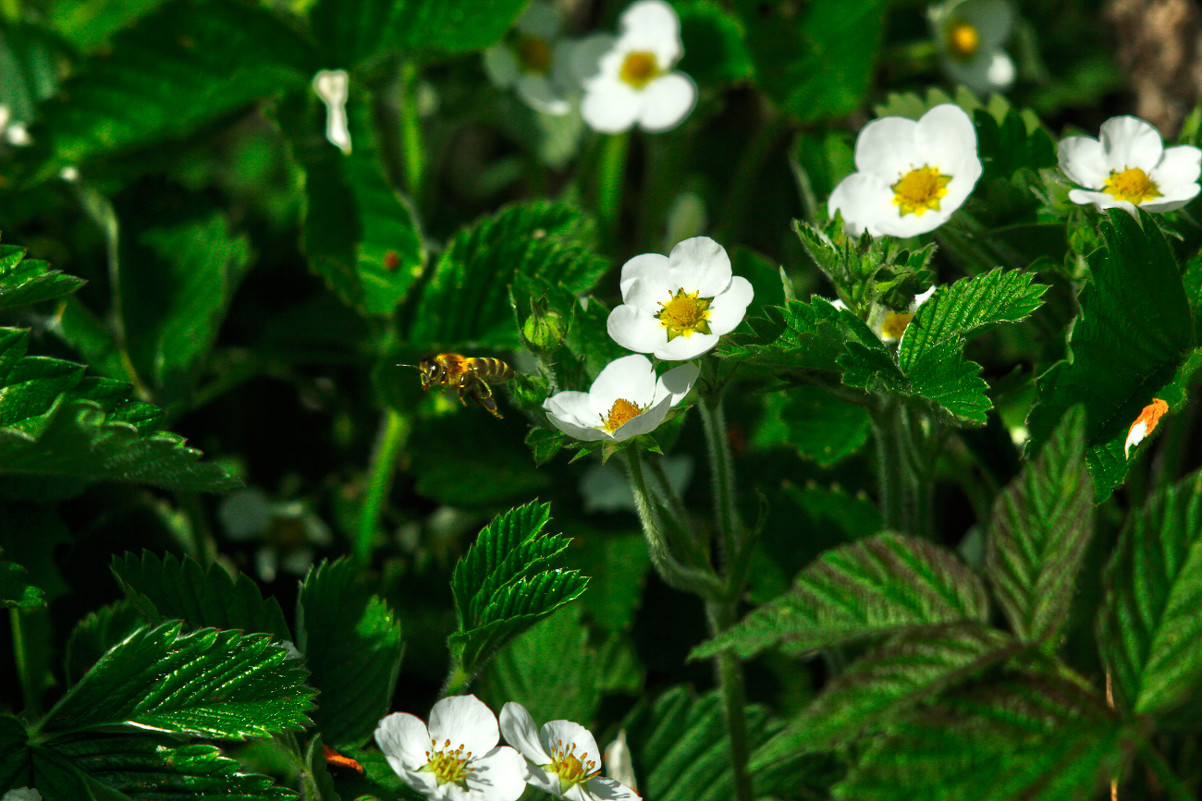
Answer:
[543,236,752,443]
[375,695,639,801]
[486,0,695,133]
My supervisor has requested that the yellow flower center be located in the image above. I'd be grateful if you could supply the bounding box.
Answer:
[548,741,601,792]
[946,20,980,60]
[620,51,661,89]
[602,398,644,432]
[516,35,553,74]
[1103,167,1162,205]
[422,739,473,788]
[881,312,915,340]
[656,288,713,341]
[892,165,952,217]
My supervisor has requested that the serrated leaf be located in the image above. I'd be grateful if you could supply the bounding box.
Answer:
[297,558,405,748]
[717,297,847,371]
[111,552,290,641]
[1098,469,1202,716]
[40,621,314,740]
[754,623,1021,766]
[898,268,1048,373]
[0,243,86,310]
[778,384,870,466]
[834,671,1125,801]
[693,532,988,660]
[22,0,315,179]
[0,558,44,610]
[905,337,992,425]
[1027,210,1193,500]
[63,598,145,686]
[986,406,1094,644]
[409,202,607,349]
[31,734,297,800]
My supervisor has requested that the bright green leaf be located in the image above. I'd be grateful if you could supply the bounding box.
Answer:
[0,243,85,310]
[0,558,44,610]
[717,297,847,372]
[904,337,992,425]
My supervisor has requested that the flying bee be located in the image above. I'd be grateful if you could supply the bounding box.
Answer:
[402,353,515,419]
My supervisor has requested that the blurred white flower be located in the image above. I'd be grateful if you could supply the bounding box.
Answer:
[929,0,1016,94]
[544,354,698,442]
[579,0,696,133]
[607,236,753,360]
[1058,115,1202,213]
[484,1,575,115]
[313,69,352,154]
[500,702,640,800]
[2,789,42,801]
[829,104,982,237]
[375,695,527,801]
[869,285,936,344]
[218,488,332,583]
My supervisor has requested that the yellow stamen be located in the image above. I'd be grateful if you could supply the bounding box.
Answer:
[881,312,915,340]
[603,398,643,432]
[422,738,473,788]
[549,740,601,791]
[892,165,952,217]
[946,20,980,60]
[620,51,661,89]
[656,288,713,341]
[516,35,553,74]
[1103,167,1161,205]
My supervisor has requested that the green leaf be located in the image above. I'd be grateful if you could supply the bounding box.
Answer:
[676,0,753,86]
[31,735,297,800]
[296,558,405,748]
[754,623,1022,766]
[40,621,314,740]
[409,202,607,348]
[449,501,588,674]
[733,0,887,121]
[834,671,1125,801]
[904,336,992,425]
[389,0,530,54]
[0,243,86,310]
[717,297,847,372]
[63,598,144,686]
[22,0,315,179]
[898,268,1048,373]
[310,0,404,68]
[110,552,290,641]
[0,558,44,610]
[1098,469,1202,716]
[693,532,988,660]
[985,406,1094,644]
[778,384,870,466]
[0,329,237,491]
[43,0,166,53]
[0,714,30,788]
[1026,210,1193,500]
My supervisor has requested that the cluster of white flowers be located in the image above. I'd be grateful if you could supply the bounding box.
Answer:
[375,695,639,801]
[543,235,752,442]
[486,0,695,134]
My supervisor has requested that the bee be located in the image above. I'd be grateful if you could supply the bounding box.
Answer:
[407,353,514,419]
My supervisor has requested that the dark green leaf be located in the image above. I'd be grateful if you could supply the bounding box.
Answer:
[63,599,145,686]
[904,337,991,425]
[717,297,847,372]
[111,552,290,641]
[0,714,30,788]
[40,621,314,739]
[389,0,530,54]
[297,558,405,748]
[310,0,403,68]
[779,384,870,466]
[693,532,988,660]
[986,406,1094,644]
[754,623,1021,765]
[1027,210,1193,500]
[676,0,753,86]
[0,243,85,310]
[0,558,44,610]
[1098,469,1202,716]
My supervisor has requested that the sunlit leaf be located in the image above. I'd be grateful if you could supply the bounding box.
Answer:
[0,242,85,310]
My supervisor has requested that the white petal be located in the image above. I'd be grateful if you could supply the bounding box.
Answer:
[706,275,754,336]
[428,695,499,756]
[945,49,1013,93]
[653,331,720,360]
[983,50,1016,89]
[545,392,609,440]
[582,79,641,133]
[958,0,1016,48]
[655,362,700,405]
[607,304,669,354]
[619,253,673,309]
[483,46,520,89]
[1152,144,1202,190]
[518,0,561,38]
[590,354,657,414]
[499,702,553,764]
[937,158,982,218]
[517,74,571,115]
[855,116,921,179]
[1067,187,1134,211]
[874,206,953,237]
[636,72,696,132]
[1099,115,1164,170]
[540,720,603,768]
[618,0,682,66]
[1138,182,1200,212]
[667,236,731,297]
[828,171,896,237]
[913,104,978,168]
[612,397,670,439]
[376,712,432,771]
[569,34,619,84]
[466,746,529,801]
[586,776,641,800]
[1058,135,1109,188]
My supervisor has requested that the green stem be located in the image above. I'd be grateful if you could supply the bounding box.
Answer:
[706,601,755,801]
[177,490,217,565]
[398,60,425,200]
[596,132,630,241]
[441,663,473,697]
[11,607,38,716]
[699,396,739,573]
[870,397,922,535]
[624,449,724,599]
[355,409,411,562]
[646,454,709,569]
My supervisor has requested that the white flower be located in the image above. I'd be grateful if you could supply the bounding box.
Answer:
[1058,116,1202,213]
[500,702,640,801]
[544,354,698,442]
[929,0,1016,94]
[607,236,753,360]
[218,488,333,583]
[870,285,937,344]
[2,789,42,801]
[579,0,697,133]
[375,695,527,801]
[484,1,575,115]
[313,70,352,155]
[828,104,983,237]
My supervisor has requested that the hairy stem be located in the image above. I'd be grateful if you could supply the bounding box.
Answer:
[699,396,739,569]
[870,398,931,537]
[596,132,630,241]
[441,663,473,697]
[355,409,411,562]
[398,60,425,200]
[706,601,755,801]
